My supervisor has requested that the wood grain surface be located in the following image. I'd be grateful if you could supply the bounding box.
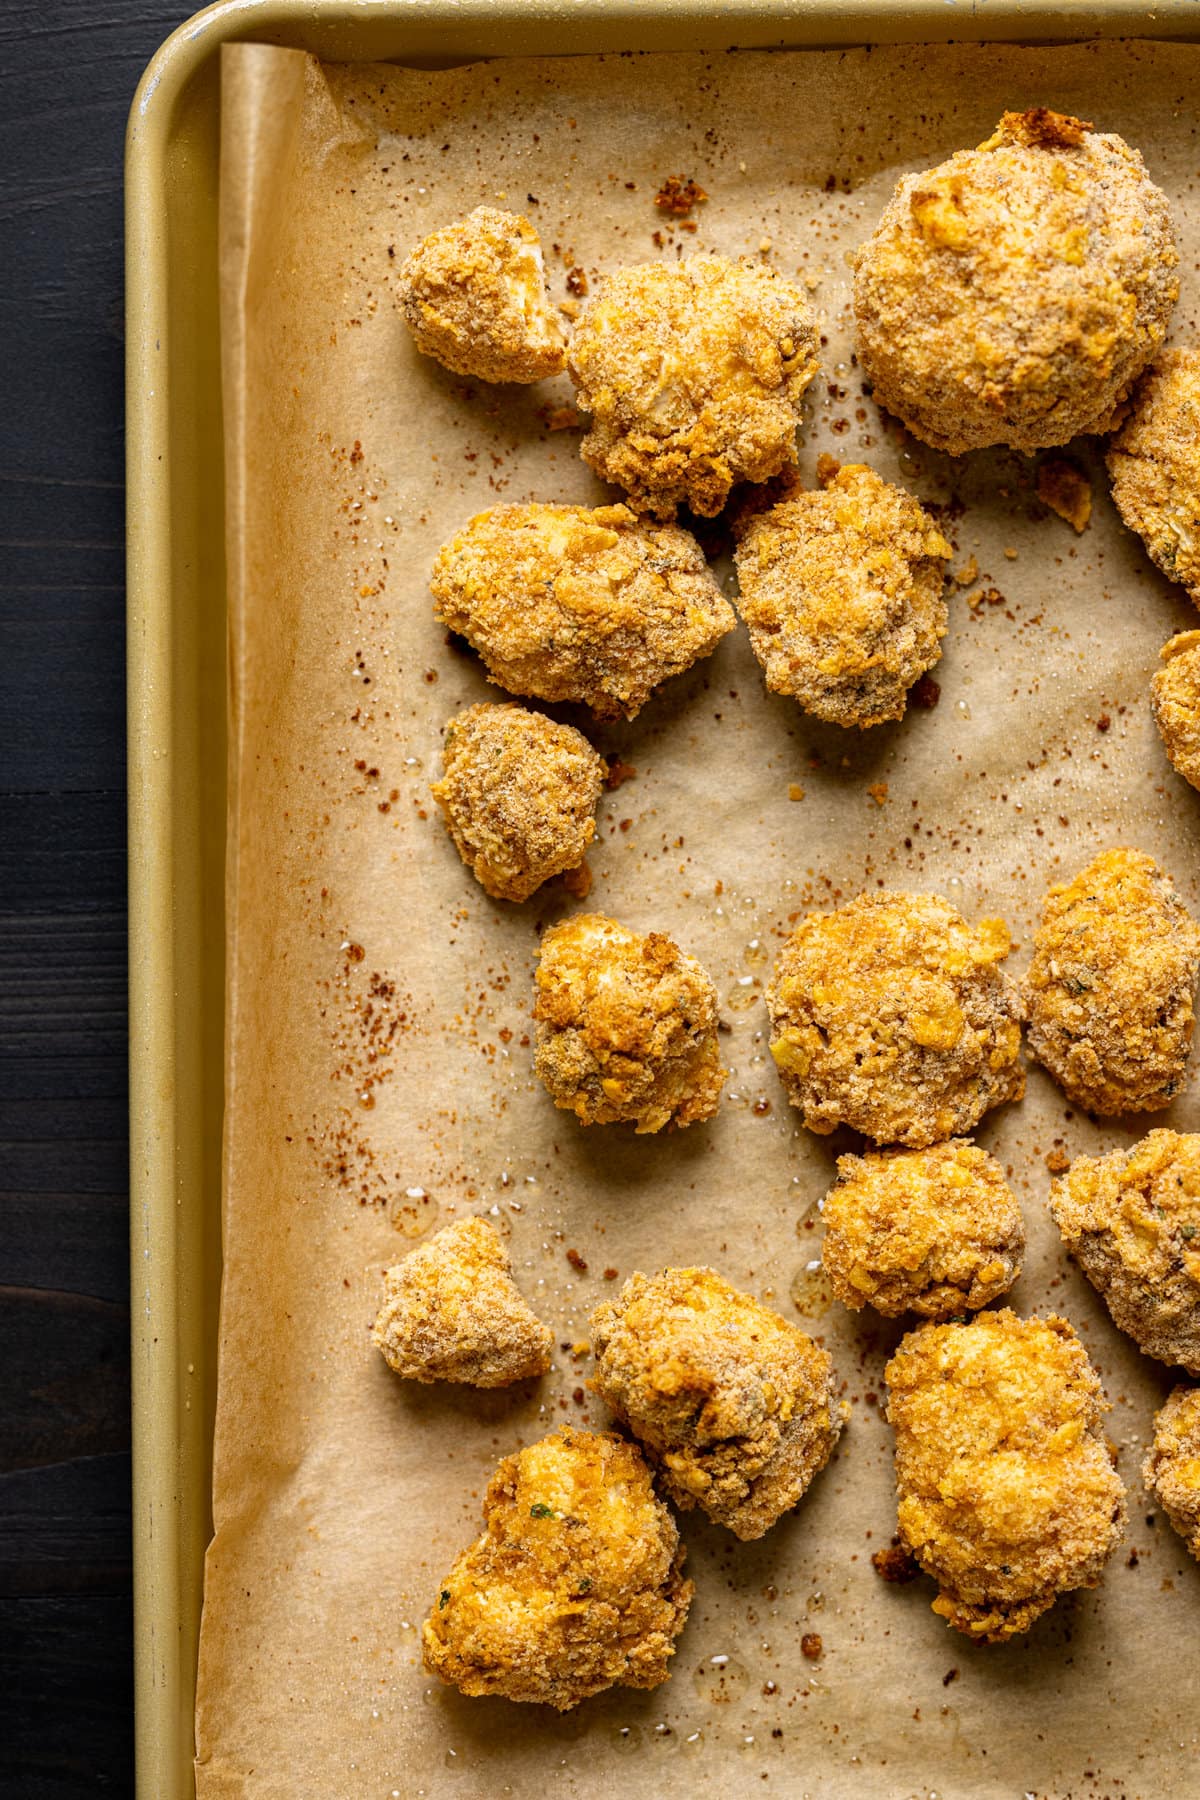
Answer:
[1,4,189,1791]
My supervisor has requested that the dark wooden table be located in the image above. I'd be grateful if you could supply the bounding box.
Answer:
[0,4,190,1791]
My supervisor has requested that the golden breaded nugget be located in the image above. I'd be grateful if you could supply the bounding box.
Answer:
[853,110,1177,453]
[823,1139,1024,1318]
[1024,848,1200,1115]
[431,502,734,720]
[1108,347,1200,602]
[372,1217,552,1387]
[397,206,565,382]
[766,890,1023,1148]
[423,1427,693,1708]
[1051,1131,1200,1374]
[734,461,951,727]
[1143,1385,1200,1561]
[568,254,818,517]
[590,1267,844,1540]
[885,1310,1126,1641]
[533,914,725,1132]
[431,703,605,901]
[1152,632,1200,791]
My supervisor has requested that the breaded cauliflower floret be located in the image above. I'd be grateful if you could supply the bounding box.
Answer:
[533,914,725,1132]
[589,1267,844,1540]
[1152,632,1200,791]
[853,109,1178,454]
[423,1426,693,1708]
[885,1310,1127,1641]
[822,1139,1025,1318]
[397,206,565,383]
[1107,348,1200,602]
[431,502,735,720]
[766,890,1024,1148]
[372,1217,552,1387]
[1051,1131,1200,1374]
[1023,848,1200,1115]
[567,255,819,518]
[1143,1385,1200,1561]
[430,703,605,901]
[733,461,952,727]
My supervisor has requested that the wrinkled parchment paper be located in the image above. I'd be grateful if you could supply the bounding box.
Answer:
[200,38,1200,1798]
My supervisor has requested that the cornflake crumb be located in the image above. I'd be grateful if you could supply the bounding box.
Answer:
[867,782,889,808]
[1036,456,1093,533]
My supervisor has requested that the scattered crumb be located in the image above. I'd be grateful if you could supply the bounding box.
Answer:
[801,1633,823,1660]
[1037,457,1093,533]
[566,1248,589,1273]
[1046,1146,1071,1176]
[654,175,709,216]
[954,556,979,587]
[867,782,889,808]
[788,783,806,802]
[605,759,638,790]
[911,674,941,710]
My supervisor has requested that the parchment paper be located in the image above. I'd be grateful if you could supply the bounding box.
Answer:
[199,38,1200,1799]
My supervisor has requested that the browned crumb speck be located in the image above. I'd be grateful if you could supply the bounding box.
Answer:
[1023,847,1200,1115]
[397,206,565,383]
[852,111,1178,453]
[766,890,1023,1148]
[1107,347,1200,602]
[589,1267,845,1540]
[733,462,951,728]
[1152,631,1200,792]
[423,1426,693,1708]
[1143,1385,1200,1561]
[1051,1131,1200,1374]
[885,1309,1127,1642]
[1036,457,1093,533]
[871,1543,919,1583]
[533,914,726,1133]
[371,1216,552,1387]
[567,254,819,518]
[654,175,708,216]
[822,1138,1025,1318]
[430,702,605,902]
[431,502,735,720]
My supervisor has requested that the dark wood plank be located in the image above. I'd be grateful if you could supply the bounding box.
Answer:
[0,2,194,1791]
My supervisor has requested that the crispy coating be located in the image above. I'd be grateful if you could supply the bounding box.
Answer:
[397,206,565,383]
[533,914,725,1132]
[567,255,819,518]
[372,1217,552,1387]
[431,502,735,721]
[766,890,1024,1148]
[733,462,952,727]
[1051,1131,1200,1374]
[1143,1385,1200,1561]
[589,1267,844,1539]
[1152,631,1200,791]
[853,110,1178,454]
[423,1426,693,1708]
[1023,848,1200,1115]
[822,1139,1025,1318]
[1107,347,1200,601]
[885,1310,1127,1641]
[430,703,605,901]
